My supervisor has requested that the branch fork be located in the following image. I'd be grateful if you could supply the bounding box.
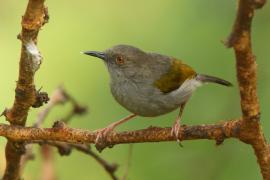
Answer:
[1,0,269,179]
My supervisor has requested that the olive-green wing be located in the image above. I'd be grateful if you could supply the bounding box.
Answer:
[154,59,196,93]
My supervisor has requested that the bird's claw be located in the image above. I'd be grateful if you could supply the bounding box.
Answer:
[171,119,183,147]
[171,120,180,138]
[94,126,114,152]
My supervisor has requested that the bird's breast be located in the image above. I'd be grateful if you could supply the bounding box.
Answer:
[109,77,199,117]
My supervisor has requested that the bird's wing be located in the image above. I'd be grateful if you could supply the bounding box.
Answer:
[154,58,196,93]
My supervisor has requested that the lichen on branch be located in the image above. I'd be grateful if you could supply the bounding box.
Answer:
[25,40,43,73]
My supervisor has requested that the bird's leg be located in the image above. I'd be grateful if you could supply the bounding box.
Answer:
[95,114,137,144]
[171,103,186,145]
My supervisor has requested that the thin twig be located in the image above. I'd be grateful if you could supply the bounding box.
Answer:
[40,144,57,180]
[22,86,76,170]
[71,144,118,180]
[33,86,68,128]
[23,86,118,179]
[32,139,119,180]
[122,144,133,180]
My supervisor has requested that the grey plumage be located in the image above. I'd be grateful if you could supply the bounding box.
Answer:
[83,44,232,143]
[84,45,231,117]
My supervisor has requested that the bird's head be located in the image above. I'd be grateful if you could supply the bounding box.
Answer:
[82,44,148,79]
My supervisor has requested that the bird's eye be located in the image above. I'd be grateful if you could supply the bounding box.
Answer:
[115,56,125,65]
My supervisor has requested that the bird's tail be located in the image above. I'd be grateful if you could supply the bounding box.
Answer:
[196,74,232,87]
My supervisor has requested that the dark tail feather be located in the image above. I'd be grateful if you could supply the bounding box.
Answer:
[196,74,233,87]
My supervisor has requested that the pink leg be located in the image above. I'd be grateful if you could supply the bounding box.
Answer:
[95,114,136,144]
[171,103,186,143]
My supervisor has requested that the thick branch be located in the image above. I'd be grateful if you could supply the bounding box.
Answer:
[226,0,266,120]
[2,0,47,179]
[5,0,47,125]
[225,0,269,179]
[0,119,240,146]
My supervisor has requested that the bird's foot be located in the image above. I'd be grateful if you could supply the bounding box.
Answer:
[94,125,115,152]
[171,119,183,147]
[93,114,136,152]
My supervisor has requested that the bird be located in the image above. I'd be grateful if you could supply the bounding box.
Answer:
[82,44,232,145]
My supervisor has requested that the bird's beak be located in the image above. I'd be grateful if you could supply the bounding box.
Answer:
[82,51,106,60]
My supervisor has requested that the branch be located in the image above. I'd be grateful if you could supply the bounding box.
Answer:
[33,87,68,128]
[23,86,118,179]
[225,0,269,179]
[34,139,119,179]
[66,143,118,180]
[4,1,48,125]
[2,0,48,179]
[21,87,69,170]
[1,0,269,179]
[40,145,57,180]
[122,145,133,180]
[0,119,241,146]
[225,0,264,119]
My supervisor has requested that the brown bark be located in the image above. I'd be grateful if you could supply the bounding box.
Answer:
[2,0,47,179]
[225,0,270,179]
[1,0,270,179]
[0,119,240,145]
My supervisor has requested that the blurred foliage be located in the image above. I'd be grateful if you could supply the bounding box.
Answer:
[0,0,270,179]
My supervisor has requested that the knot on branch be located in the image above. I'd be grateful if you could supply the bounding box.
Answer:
[95,139,115,153]
[39,142,72,156]
[32,89,49,108]
[53,121,68,129]
[215,137,225,145]
[73,104,88,115]
[9,141,26,154]
[252,0,267,9]
[56,144,72,156]
[43,6,49,25]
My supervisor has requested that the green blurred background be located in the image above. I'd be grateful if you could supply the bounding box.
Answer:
[0,0,269,179]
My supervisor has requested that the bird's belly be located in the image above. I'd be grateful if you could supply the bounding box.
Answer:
[110,81,191,117]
